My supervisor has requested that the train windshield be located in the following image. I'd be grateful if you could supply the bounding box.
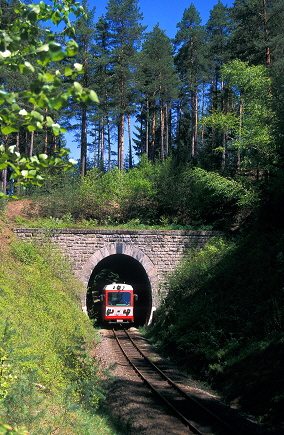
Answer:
[107,292,131,306]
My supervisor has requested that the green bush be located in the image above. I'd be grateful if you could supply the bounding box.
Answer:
[155,162,258,228]
[0,236,118,435]
[24,158,257,230]
[147,233,284,428]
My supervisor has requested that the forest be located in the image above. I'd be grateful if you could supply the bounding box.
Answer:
[1,0,284,181]
[2,0,284,228]
[1,0,284,433]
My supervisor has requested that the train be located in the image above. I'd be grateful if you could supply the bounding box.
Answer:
[100,283,138,324]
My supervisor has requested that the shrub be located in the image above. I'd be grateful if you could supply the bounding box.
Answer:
[147,232,284,428]
[0,235,117,435]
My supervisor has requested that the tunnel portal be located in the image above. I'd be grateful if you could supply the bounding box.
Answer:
[87,253,152,326]
[14,229,217,318]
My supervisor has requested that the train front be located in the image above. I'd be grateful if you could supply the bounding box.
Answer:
[102,283,135,323]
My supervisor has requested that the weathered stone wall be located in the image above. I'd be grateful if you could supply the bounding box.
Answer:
[13,228,217,313]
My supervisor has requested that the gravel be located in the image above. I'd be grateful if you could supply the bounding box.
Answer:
[95,327,190,434]
[94,327,263,435]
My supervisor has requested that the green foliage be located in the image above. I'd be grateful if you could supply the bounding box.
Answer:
[1,241,89,390]
[27,158,257,230]
[33,163,158,224]
[0,0,98,134]
[0,235,117,435]
[0,421,28,435]
[0,0,98,196]
[10,240,43,265]
[186,167,257,206]
[0,146,77,197]
[148,232,284,427]
[153,237,233,328]
[221,60,276,170]
[0,320,18,401]
[154,161,257,228]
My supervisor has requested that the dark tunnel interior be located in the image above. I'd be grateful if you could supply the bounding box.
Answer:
[87,254,152,326]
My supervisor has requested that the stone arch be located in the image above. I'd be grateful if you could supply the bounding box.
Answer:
[78,242,158,323]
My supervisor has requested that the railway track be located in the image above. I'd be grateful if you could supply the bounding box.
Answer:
[112,328,266,435]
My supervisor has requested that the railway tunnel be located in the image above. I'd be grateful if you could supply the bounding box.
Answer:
[86,253,152,326]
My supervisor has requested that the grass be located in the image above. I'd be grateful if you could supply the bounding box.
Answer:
[12,214,213,231]
[146,234,284,431]
[0,218,121,435]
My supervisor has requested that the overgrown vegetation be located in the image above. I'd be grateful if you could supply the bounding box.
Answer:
[18,157,258,231]
[147,212,284,430]
[0,222,119,435]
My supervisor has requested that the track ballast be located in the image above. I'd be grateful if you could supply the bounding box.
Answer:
[112,328,268,435]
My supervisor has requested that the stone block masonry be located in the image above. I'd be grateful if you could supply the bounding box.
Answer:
[13,228,218,313]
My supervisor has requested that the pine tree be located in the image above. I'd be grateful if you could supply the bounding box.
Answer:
[69,2,97,176]
[226,0,284,175]
[202,0,232,171]
[229,0,284,67]
[105,0,145,169]
[174,4,208,161]
[206,1,232,110]
[91,16,114,170]
[135,25,179,161]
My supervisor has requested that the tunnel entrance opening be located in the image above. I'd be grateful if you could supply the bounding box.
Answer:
[87,254,152,326]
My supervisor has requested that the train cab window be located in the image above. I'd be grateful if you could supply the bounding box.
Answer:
[108,292,131,306]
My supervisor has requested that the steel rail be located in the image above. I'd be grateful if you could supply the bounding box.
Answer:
[113,328,244,435]
[112,328,204,434]
[123,328,243,435]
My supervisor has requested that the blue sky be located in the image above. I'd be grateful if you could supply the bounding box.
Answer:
[66,0,234,159]
[92,0,234,38]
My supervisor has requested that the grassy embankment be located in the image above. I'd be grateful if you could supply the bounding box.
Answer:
[147,226,284,432]
[0,213,120,435]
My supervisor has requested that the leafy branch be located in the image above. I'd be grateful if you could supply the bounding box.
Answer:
[0,0,99,194]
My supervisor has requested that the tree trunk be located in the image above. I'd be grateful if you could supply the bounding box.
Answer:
[191,90,198,158]
[221,131,227,171]
[1,169,7,195]
[151,104,156,161]
[53,134,57,153]
[1,135,9,194]
[127,114,133,169]
[165,103,169,156]
[146,98,149,158]
[238,96,243,170]
[44,109,48,154]
[101,117,105,165]
[160,102,164,160]
[107,118,111,171]
[29,131,34,158]
[80,104,87,177]
[262,0,271,66]
[118,113,125,170]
